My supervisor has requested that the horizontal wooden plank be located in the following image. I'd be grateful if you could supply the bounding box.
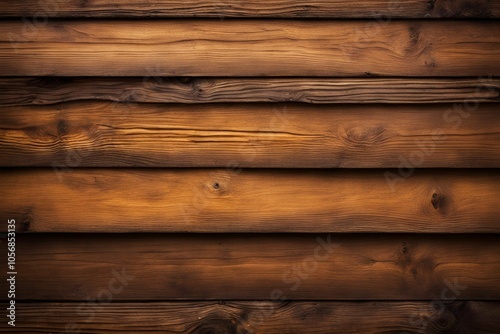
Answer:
[1,169,499,233]
[1,77,499,106]
[2,20,500,76]
[1,0,498,18]
[1,234,499,300]
[1,102,499,168]
[2,301,499,333]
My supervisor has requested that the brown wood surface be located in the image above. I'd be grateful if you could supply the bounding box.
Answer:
[2,20,500,76]
[1,0,499,331]
[1,102,499,168]
[1,77,499,106]
[1,301,499,333]
[1,234,499,300]
[1,169,499,233]
[1,0,498,18]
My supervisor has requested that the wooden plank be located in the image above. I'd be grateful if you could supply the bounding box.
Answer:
[1,102,499,168]
[1,77,499,106]
[0,169,499,233]
[2,301,499,333]
[2,20,500,77]
[1,234,499,300]
[1,0,498,18]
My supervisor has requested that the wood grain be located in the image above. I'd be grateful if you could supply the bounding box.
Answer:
[1,0,498,18]
[1,169,499,233]
[2,20,500,76]
[2,301,499,333]
[1,102,499,168]
[1,77,499,106]
[1,234,499,300]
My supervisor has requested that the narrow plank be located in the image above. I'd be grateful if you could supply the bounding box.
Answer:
[2,20,500,76]
[1,102,499,168]
[2,301,499,333]
[1,77,499,106]
[1,234,499,300]
[0,169,499,233]
[1,0,498,18]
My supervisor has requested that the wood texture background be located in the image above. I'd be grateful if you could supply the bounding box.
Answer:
[1,0,499,18]
[1,102,499,168]
[4,301,500,333]
[1,234,499,300]
[2,20,500,76]
[1,77,498,106]
[0,0,499,333]
[1,169,499,233]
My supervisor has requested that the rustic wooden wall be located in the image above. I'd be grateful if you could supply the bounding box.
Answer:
[0,0,499,333]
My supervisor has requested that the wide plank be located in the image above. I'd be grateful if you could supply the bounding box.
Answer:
[1,77,499,106]
[0,169,499,233]
[1,102,499,168]
[0,0,498,18]
[2,20,500,76]
[0,234,499,300]
[2,301,499,333]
